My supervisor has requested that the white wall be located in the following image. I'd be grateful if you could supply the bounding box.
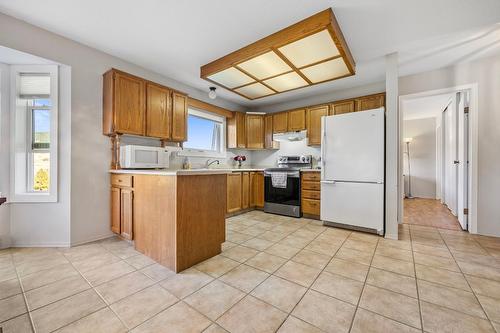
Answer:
[399,55,500,236]
[0,63,10,248]
[403,117,437,199]
[0,13,244,246]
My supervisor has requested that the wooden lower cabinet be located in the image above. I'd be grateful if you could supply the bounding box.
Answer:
[110,174,134,240]
[120,188,134,240]
[241,172,250,209]
[251,172,264,208]
[227,173,242,213]
[301,172,321,219]
[111,187,121,234]
[227,171,264,215]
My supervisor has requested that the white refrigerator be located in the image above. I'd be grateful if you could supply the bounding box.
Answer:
[320,108,385,235]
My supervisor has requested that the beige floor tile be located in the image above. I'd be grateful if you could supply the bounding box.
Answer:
[15,255,69,277]
[457,260,500,282]
[366,267,417,298]
[342,239,377,254]
[245,252,287,273]
[61,244,107,262]
[324,258,369,282]
[348,232,379,244]
[0,313,33,333]
[375,246,413,262]
[220,245,259,263]
[292,290,356,333]
[131,301,211,333]
[290,229,320,241]
[414,252,460,272]
[251,275,307,312]
[125,254,156,270]
[377,238,412,251]
[0,293,27,323]
[421,300,495,333]
[259,230,288,242]
[311,271,363,305]
[82,260,135,286]
[359,285,421,329]
[477,294,500,323]
[20,263,78,291]
[72,252,121,272]
[277,316,323,332]
[335,247,373,266]
[110,285,178,329]
[292,249,331,269]
[304,239,341,256]
[491,321,500,333]
[279,236,313,249]
[226,231,254,244]
[219,264,269,292]
[160,268,213,299]
[221,241,237,251]
[110,246,141,260]
[217,295,287,333]
[466,274,500,299]
[351,308,421,333]
[196,255,240,278]
[55,308,127,333]
[454,251,500,269]
[418,279,486,318]
[0,264,17,284]
[275,260,321,287]
[415,264,470,290]
[371,255,415,277]
[31,289,105,333]
[25,275,90,310]
[0,278,22,300]
[412,242,453,258]
[95,271,155,304]
[240,225,268,237]
[184,280,244,320]
[204,323,228,333]
[241,237,274,251]
[140,263,175,282]
[266,243,301,259]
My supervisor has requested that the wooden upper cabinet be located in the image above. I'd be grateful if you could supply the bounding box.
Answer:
[227,112,246,149]
[331,100,355,115]
[171,91,188,141]
[264,115,276,149]
[273,112,288,133]
[103,70,146,136]
[246,114,264,149]
[355,93,385,112]
[227,173,242,213]
[146,83,171,139]
[288,109,306,131]
[306,105,329,146]
[241,172,250,209]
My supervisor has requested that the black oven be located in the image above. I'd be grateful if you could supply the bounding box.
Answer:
[264,169,301,217]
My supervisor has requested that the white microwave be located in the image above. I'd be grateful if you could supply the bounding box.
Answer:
[120,145,169,169]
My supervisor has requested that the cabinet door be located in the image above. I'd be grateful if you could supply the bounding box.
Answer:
[306,105,328,146]
[264,115,274,149]
[120,188,134,240]
[171,92,188,141]
[146,83,171,139]
[111,187,121,234]
[331,100,355,115]
[246,114,264,149]
[114,71,146,135]
[288,109,306,131]
[241,172,250,209]
[273,112,288,133]
[236,112,246,148]
[227,173,242,213]
[355,94,385,112]
[253,172,264,208]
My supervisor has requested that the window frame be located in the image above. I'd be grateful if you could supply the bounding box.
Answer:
[179,108,227,158]
[10,65,58,203]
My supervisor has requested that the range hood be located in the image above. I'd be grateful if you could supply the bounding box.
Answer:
[273,130,307,142]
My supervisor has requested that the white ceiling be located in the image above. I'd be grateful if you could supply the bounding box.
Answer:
[1,0,499,108]
[402,93,453,120]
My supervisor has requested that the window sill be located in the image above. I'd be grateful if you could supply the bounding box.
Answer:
[178,149,227,159]
[9,193,57,203]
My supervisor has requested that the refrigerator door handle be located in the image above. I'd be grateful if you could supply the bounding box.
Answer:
[320,180,336,184]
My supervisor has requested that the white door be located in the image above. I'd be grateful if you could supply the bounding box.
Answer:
[457,91,469,230]
[443,99,458,216]
[321,108,384,182]
[321,181,384,233]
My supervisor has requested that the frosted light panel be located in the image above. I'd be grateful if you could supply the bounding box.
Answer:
[263,72,308,92]
[237,51,292,80]
[235,83,274,99]
[301,58,350,83]
[278,30,340,68]
[207,67,254,88]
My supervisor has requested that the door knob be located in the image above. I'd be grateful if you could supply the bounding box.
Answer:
[453,160,460,164]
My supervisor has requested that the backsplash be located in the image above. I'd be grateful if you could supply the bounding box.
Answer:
[252,140,321,168]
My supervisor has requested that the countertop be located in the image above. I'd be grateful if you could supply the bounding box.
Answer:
[110,167,321,175]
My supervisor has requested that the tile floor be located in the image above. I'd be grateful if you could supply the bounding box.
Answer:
[1,211,500,332]
[404,198,462,230]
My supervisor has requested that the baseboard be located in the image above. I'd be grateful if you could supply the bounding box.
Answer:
[10,241,71,248]
[384,233,399,240]
[70,233,115,247]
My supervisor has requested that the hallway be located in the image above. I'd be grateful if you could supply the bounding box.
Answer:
[404,198,462,230]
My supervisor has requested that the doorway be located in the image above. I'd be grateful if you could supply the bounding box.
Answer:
[400,86,476,232]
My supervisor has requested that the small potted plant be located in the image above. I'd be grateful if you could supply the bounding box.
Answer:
[233,155,247,167]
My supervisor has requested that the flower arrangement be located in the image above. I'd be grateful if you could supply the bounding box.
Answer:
[233,155,247,167]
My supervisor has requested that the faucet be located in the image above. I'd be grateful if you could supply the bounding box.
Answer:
[206,159,220,168]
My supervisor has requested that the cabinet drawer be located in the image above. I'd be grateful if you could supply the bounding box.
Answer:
[302,190,320,200]
[302,199,320,215]
[302,181,320,191]
[302,172,321,181]
[111,174,133,187]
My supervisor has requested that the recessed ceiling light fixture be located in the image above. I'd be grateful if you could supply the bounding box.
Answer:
[208,86,217,99]
[200,8,355,100]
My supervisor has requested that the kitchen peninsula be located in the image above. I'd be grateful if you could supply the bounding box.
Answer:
[110,169,227,272]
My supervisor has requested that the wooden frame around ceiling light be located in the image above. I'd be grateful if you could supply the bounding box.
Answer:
[200,8,355,100]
